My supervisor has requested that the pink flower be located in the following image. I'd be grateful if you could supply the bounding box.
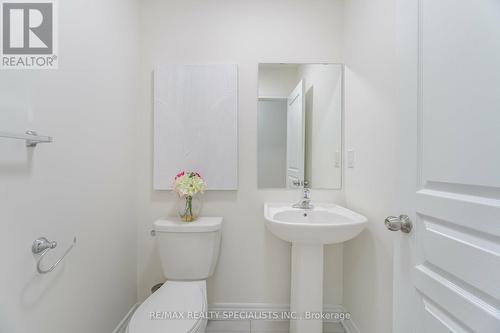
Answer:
[175,171,185,180]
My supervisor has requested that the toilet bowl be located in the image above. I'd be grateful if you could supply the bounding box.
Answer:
[127,217,222,333]
[127,280,207,333]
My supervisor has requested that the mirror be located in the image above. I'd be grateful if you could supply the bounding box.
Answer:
[258,63,343,189]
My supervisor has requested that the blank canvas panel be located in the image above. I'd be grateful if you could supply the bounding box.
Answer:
[154,64,238,190]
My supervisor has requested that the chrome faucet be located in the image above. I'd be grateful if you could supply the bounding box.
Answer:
[292,180,314,209]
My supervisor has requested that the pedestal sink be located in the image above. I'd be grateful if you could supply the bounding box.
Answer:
[264,203,367,333]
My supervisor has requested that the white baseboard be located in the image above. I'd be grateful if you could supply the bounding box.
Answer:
[341,315,360,333]
[112,303,139,333]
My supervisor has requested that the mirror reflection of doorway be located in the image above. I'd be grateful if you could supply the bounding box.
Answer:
[258,63,343,189]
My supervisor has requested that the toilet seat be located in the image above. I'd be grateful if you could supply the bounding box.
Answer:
[127,280,207,333]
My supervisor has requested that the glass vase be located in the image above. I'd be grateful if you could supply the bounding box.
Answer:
[177,194,202,222]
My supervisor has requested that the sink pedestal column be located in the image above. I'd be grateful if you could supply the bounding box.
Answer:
[290,244,323,333]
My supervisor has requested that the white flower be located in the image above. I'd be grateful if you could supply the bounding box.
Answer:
[173,171,207,196]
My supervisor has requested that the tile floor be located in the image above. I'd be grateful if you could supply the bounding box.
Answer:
[205,320,345,333]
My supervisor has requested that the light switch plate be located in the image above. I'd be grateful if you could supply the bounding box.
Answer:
[334,151,340,168]
[347,149,355,168]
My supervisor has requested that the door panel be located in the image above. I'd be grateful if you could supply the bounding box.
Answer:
[420,0,500,188]
[286,80,305,188]
[422,297,471,333]
[422,217,500,300]
[416,188,500,237]
[396,0,500,331]
[415,266,500,332]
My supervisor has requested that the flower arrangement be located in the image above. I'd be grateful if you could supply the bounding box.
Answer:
[174,171,207,222]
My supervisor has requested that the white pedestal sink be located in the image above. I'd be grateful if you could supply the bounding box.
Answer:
[264,203,367,333]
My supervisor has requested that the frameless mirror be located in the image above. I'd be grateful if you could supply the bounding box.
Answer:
[258,63,343,189]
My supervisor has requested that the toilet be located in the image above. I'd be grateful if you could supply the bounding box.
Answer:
[127,217,222,333]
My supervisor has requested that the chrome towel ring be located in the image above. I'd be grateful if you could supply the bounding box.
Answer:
[32,236,76,274]
[0,130,53,147]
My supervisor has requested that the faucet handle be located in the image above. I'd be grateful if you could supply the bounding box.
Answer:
[292,179,310,187]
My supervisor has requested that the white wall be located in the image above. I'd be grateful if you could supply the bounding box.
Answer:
[258,64,298,97]
[0,0,139,332]
[342,0,398,332]
[137,0,346,306]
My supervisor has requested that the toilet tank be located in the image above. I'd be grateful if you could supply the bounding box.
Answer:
[153,217,222,280]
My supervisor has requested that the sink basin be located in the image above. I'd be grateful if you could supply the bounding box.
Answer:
[264,202,367,244]
[264,202,367,333]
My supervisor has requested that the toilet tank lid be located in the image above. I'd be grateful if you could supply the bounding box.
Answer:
[154,217,223,233]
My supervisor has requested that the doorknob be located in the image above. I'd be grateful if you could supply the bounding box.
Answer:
[385,215,412,233]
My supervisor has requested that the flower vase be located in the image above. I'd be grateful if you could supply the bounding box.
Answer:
[177,194,202,222]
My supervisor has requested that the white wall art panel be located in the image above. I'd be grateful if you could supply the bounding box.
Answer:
[154,64,238,190]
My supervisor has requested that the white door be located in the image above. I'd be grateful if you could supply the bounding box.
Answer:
[393,0,500,332]
[286,80,305,189]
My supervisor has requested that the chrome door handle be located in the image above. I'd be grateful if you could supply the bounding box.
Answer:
[385,215,412,233]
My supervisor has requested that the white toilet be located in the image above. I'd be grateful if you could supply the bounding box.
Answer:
[127,217,222,333]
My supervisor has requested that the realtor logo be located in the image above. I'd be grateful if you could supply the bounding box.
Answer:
[1,0,58,69]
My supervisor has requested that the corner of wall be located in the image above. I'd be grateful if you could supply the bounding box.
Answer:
[341,0,398,332]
